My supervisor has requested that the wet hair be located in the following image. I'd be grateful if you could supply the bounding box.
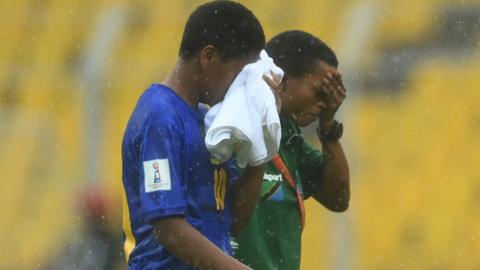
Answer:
[179,1,265,61]
[265,30,338,77]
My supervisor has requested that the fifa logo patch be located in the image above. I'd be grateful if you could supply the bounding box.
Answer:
[143,159,171,192]
[153,162,161,183]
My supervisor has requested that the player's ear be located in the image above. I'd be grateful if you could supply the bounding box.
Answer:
[199,45,220,69]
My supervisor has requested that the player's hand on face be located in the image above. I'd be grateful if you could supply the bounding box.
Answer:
[263,72,282,113]
[319,70,347,125]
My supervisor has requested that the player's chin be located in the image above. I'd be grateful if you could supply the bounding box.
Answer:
[208,92,225,106]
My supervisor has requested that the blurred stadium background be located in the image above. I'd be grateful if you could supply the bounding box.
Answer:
[1,0,479,269]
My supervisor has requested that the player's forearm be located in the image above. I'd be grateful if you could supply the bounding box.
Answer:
[230,164,266,236]
[153,217,251,270]
[315,140,350,212]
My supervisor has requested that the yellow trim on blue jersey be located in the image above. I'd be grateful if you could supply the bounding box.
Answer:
[214,167,227,210]
[122,188,136,262]
[219,168,227,209]
[210,158,221,165]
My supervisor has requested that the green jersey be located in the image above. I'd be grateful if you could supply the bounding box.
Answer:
[233,116,325,270]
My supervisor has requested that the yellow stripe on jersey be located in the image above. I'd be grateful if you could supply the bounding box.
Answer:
[219,168,227,210]
[122,188,136,262]
[214,167,227,210]
[214,169,220,210]
[210,158,221,165]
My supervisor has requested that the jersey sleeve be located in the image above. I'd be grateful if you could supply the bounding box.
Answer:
[299,140,325,199]
[139,116,187,223]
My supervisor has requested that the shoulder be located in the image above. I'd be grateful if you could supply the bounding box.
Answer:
[141,84,178,114]
[139,84,183,126]
[125,84,185,142]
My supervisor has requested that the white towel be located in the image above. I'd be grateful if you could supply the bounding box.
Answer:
[204,50,283,168]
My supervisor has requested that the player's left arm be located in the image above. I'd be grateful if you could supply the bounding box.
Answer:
[230,164,266,236]
[311,71,350,212]
[230,73,282,236]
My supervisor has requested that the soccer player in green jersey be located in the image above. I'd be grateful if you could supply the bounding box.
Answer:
[233,30,350,270]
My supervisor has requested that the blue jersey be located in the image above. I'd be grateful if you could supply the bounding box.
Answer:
[121,84,238,269]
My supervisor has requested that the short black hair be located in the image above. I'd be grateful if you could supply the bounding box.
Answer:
[265,30,338,77]
[179,1,265,61]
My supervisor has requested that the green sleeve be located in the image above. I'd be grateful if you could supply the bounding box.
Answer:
[299,140,325,199]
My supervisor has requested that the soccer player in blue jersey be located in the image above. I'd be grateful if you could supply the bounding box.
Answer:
[121,1,268,269]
